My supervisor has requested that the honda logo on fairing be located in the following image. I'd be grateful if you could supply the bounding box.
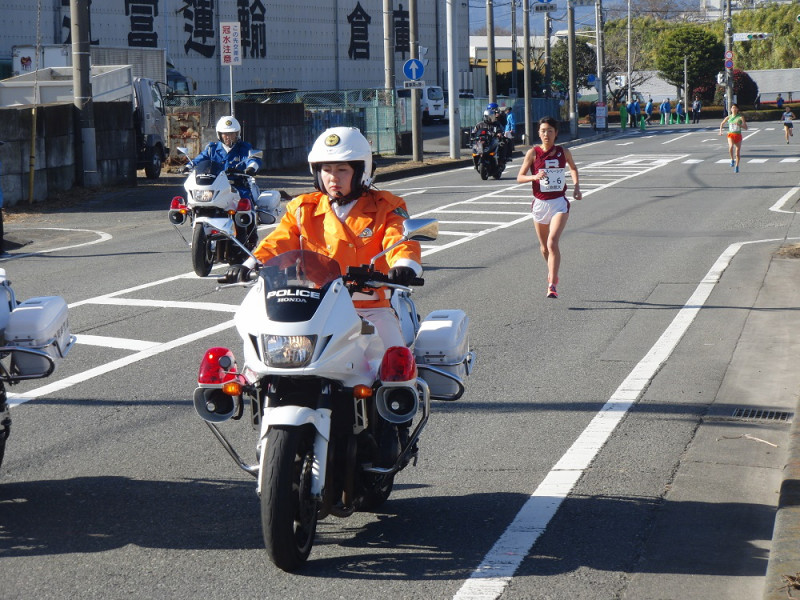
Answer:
[267,289,321,299]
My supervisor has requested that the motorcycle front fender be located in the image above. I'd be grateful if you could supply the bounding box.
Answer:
[195,216,236,237]
[260,405,332,500]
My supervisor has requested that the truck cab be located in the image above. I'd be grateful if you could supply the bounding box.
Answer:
[133,77,168,179]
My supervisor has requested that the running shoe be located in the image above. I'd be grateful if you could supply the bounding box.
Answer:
[730,159,735,167]
[547,284,558,299]
[735,166,739,173]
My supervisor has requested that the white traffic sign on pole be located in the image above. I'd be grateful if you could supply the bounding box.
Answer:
[220,22,242,66]
[403,80,425,89]
[534,4,556,11]
[724,50,733,59]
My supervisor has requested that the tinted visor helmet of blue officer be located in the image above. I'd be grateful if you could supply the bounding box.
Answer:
[308,127,375,205]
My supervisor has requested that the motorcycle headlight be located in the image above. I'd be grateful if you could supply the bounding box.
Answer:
[261,335,317,368]
[193,190,215,203]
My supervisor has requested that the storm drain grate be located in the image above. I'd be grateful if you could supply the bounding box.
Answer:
[730,408,793,422]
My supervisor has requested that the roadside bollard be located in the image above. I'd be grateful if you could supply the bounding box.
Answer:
[640,116,646,131]
[660,112,666,125]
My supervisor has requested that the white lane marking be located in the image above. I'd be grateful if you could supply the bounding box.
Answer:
[0,228,112,262]
[769,184,800,213]
[661,131,695,145]
[684,159,703,164]
[86,298,239,312]
[75,334,160,351]
[749,158,768,163]
[453,236,788,600]
[69,272,197,308]
[7,319,235,406]
[781,158,800,163]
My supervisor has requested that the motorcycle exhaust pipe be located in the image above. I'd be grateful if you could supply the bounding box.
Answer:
[375,383,419,424]
[193,387,240,423]
[234,211,253,228]
[169,209,186,225]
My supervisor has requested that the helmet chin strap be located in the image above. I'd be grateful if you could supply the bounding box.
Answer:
[330,190,358,206]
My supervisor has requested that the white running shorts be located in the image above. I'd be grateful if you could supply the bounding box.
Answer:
[532,196,570,225]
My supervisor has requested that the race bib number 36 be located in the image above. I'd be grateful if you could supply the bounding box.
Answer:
[539,168,565,192]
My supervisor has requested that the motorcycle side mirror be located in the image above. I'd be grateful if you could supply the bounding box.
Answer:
[370,218,438,267]
[403,218,439,242]
[177,147,190,157]
[249,150,263,159]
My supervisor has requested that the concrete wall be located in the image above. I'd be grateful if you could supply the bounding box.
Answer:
[0,102,136,207]
[167,101,307,171]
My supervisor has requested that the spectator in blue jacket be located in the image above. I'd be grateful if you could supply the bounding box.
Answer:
[644,98,654,125]
[186,115,262,201]
[503,107,516,160]
[659,98,672,124]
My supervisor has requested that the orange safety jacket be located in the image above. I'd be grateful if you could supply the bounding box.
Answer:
[253,189,422,308]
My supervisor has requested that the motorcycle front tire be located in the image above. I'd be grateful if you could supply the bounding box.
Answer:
[191,225,214,278]
[479,164,489,181]
[260,425,318,572]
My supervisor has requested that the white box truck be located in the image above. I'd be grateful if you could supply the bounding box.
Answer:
[0,65,168,179]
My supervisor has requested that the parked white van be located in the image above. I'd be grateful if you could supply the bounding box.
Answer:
[397,85,446,124]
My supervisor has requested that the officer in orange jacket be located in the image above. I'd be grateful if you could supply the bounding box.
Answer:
[222,127,422,349]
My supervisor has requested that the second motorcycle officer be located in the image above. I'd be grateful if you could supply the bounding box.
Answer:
[224,126,422,349]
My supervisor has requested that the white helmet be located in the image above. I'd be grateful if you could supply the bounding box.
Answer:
[308,127,374,200]
[216,116,241,143]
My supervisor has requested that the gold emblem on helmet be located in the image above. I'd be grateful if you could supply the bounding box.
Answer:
[225,119,232,126]
[325,134,341,147]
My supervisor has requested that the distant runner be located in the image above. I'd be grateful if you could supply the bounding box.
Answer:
[719,104,748,173]
[782,107,796,144]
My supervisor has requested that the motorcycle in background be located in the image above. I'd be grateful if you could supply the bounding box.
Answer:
[0,269,75,471]
[471,128,507,181]
[192,218,475,571]
[168,147,282,277]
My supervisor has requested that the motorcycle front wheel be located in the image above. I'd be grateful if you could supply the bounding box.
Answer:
[480,164,489,180]
[191,226,214,277]
[260,425,318,572]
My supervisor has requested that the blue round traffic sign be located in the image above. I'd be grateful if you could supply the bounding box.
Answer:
[403,59,424,81]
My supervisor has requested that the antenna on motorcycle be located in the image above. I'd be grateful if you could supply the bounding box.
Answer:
[369,218,439,267]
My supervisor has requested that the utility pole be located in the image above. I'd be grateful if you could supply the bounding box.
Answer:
[626,0,632,104]
[511,0,518,95]
[409,0,422,161]
[595,0,605,106]
[725,0,734,112]
[383,0,394,94]
[446,0,460,158]
[567,0,578,138]
[523,0,532,143]
[71,0,99,187]
[544,12,552,98]
[486,0,496,102]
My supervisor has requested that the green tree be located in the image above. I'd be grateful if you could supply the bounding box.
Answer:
[550,38,597,93]
[655,25,723,99]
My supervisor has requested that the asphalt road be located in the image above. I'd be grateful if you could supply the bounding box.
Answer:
[2,122,800,599]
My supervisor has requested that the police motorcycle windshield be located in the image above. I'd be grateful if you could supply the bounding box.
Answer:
[192,160,226,183]
[259,250,343,322]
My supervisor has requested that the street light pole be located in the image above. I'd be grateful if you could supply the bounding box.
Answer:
[725,0,734,111]
[486,0,496,103]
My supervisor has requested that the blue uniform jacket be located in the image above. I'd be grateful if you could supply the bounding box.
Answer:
[190,140,262,173]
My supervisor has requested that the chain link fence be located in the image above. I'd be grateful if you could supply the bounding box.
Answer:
[165,90,563,155]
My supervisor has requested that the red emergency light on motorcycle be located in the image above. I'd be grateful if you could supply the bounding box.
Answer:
[194,347,243,422]
[168,196,188,225]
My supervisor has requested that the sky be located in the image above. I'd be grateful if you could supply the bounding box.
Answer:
[468,0,602,36]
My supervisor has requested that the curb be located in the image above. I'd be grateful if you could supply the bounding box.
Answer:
[764,396,800,600]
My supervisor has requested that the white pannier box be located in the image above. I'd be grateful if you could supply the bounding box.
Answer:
[414,309,472,400]
[5,296,72,376]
